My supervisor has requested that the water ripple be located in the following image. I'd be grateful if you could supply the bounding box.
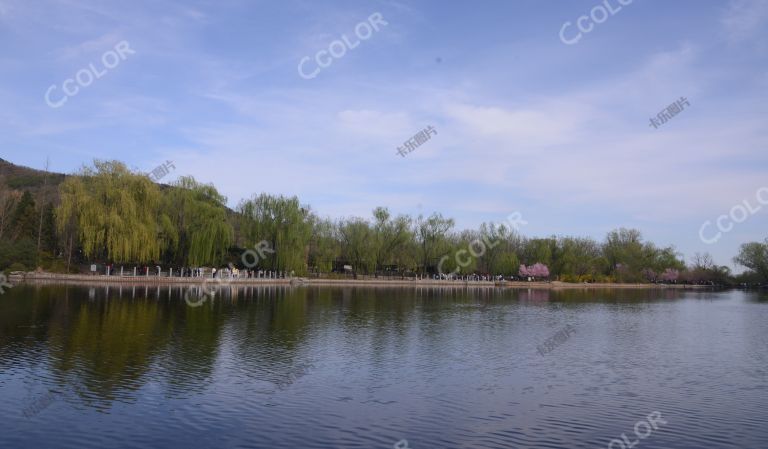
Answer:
[0,286,767,448]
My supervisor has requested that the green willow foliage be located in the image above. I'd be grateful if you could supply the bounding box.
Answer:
[165,176,233,266]
[416,213,455,270]
[57,163,235,266]
[44,159,747,282]
[338,217,376,274]
[237,194,312,272]
[373,207,413,269]
[57,161,165,263]
[307,217,339,273]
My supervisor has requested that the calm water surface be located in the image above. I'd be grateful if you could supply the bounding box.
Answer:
[1,285,767,448]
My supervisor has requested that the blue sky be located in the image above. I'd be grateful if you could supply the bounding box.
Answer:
[1,0,767,269]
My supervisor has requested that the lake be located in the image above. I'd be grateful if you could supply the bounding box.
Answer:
[1,285,767,448]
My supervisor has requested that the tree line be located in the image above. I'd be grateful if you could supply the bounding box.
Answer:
[1,159,766,285]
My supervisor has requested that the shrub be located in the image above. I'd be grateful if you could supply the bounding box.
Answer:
[0,238,37,271]
[7,262,27,273]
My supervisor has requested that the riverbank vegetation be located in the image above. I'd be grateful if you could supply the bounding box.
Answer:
[1,158,766,285]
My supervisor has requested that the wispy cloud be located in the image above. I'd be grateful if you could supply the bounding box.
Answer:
[722,0,768,42]
[54,32,124,61]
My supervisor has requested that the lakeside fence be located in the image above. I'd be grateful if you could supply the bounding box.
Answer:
[5,270,712,291]
[71,265,513,283]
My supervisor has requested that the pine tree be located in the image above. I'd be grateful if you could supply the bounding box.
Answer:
[12,191,38,241]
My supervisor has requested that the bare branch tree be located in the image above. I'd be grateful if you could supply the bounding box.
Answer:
[37,157,51,261]
[0,177,20,241]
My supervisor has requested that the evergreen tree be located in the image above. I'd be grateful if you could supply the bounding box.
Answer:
[41,203,57,253]
[11,191,37,241]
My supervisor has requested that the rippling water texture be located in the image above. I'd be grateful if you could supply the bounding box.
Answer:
[1,285,767,448]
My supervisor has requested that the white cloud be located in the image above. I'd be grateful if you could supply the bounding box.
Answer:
[336,109,412,138]
[444,101,589,148]
[163,39,768,233]
[722,0,768,42]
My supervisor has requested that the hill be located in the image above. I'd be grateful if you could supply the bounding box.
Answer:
[0,158,66,203]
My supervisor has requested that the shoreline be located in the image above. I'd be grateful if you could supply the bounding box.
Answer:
[8,272,712,290]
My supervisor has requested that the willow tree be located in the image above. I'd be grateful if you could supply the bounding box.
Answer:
[57,160,170,263]
[338,217,376,274]
[307,216,340,273]
[440,230,479,275]
[237,193,312,273]
[164,176,233,266]
[734,240,768,282]
[477,221,521,275]
[372,207,412,272]
[415,213,454,273]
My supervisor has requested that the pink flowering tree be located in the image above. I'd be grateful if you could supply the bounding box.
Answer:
[530,263,550,279]
[519,263,550,280]
[660,268,679,282]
